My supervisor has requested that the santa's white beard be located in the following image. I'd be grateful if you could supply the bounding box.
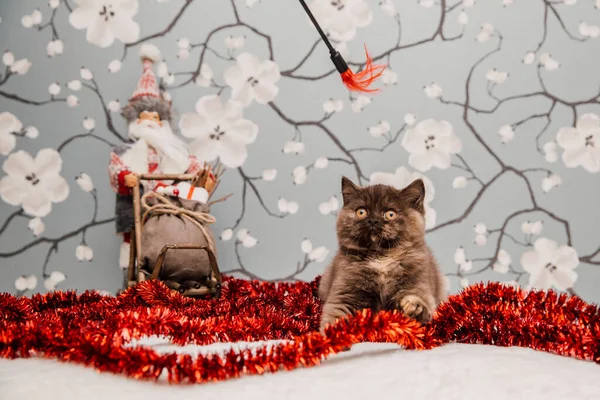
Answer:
[124,120,191,174]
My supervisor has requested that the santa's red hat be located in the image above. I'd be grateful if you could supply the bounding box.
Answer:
[129,44,162,101]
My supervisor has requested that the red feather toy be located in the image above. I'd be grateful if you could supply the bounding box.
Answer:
[298,0,386,93]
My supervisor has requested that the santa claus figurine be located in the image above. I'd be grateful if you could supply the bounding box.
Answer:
[108,43,215,270]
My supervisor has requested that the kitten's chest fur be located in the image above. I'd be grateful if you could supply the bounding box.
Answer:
[363,255,409,298]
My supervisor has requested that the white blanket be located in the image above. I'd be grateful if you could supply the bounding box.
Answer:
[1,339,599,400]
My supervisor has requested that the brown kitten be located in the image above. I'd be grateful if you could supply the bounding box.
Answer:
[318,176,446,331]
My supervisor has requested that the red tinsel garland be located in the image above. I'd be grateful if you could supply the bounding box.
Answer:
[1,277,599,384]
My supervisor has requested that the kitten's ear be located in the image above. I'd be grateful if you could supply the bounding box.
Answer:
[341,176,361,204]
[401,179,426,214]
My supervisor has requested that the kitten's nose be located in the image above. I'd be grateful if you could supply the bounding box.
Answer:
[367,218,380,226]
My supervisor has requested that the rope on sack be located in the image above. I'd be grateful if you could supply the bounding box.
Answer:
[140,191,216,252]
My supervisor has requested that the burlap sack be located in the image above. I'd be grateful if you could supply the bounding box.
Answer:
[140,196,216,287]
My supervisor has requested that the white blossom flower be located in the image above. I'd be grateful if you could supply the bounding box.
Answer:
[31,9,43,25]
[156,60,169,78]
[476,23,494,42]
[539,53,560,71]
[319,196,340,215]
[194,64,213,87]
[49,0,60,9]
[301,239,313,254]
[401,119,462,172]
[262,169,277,181]
[2,51,14,67]
[220,228,233,241]
[162,73,175,86]
[493,249,511,274]
[28,217,45,237]
[15,275,37,291]
[424,83,443,99]
[69,0,141,48]
[404,113,417,126]
[67,95,80,107]
[48,82,61,96]
[24,126,39,139]
[307,0,373,42]
[283,140,305,155]
[498,124,515,144]
[236,228,250,241]
[0,149,70,217]
[67,80,82,91]
[486,68,508,84]
[10,59,32,75]
[530,221,543,235]
[223,52,281,107]
[108,100,121,112]
[379,0,397,17]
[76,244,94,261]
[458,11,468,25]
[556,113,600,173]
[246,0,260,7]
[177,37,190,49]
[579,22,600,38]
[46,40,64,57]
[368,120,391,138]
[452,176,468,189]
[80,67,93,81]
[543,141,558,163]
[522,221,543,236]
[309,246,329,262]
[474,222,487,235]
[419,0,435,8]
[521,237,579,291]
[381,69,398,85]
[44,271,66,290]
[0,112,23,156]
[292,166,307,185]
[563,0,576,5]
[177,48,190,60]
[460,277,469,288]
[242,235,258,248]
[179,95,259,168]
[225,35,245,49]
[369,166,437,228]
[463,0,475,7]
[459,260,473,272]
[475,234,487,246]
[323,99,343,114]
[351,95,371,112]
[22,15,34,28]
[454,247,466,265]
[108,59,122,73]
[541,173,561,192]
[503,0,514,5]
[522,52,536,65]
[75,173,94,192]
[278,198,299,215]
[83,117,95,131]
[314,157,329,169]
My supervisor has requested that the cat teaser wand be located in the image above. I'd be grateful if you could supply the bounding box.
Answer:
[298,0,386,93]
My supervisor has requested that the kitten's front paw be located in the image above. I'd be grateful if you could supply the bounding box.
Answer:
[400,295,431,324]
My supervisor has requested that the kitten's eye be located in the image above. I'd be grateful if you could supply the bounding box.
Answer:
[355,208,368,219]
[384,210,398,220]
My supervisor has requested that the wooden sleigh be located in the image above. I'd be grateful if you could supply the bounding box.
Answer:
[124,173,222,299]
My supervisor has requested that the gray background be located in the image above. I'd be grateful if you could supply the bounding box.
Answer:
[0,0,599,301]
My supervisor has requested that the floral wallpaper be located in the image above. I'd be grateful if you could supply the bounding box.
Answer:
[0,0,599,301]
